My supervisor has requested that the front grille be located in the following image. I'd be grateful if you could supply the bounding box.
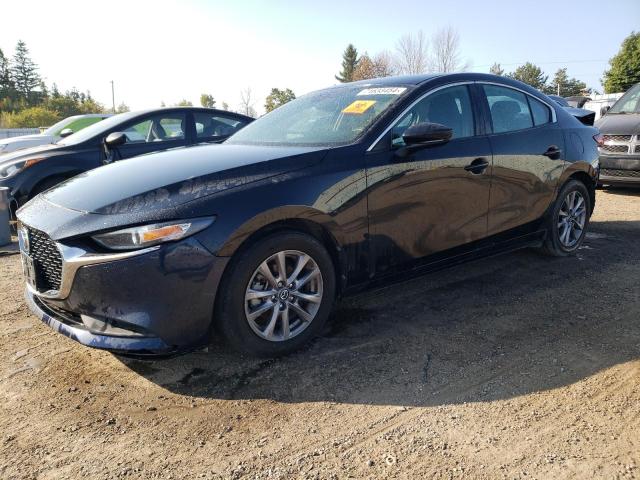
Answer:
[601,169,640,178]
[603,134,632,143]
[635,144,640,153]
[27,228,63,292]
[601,144,629,154]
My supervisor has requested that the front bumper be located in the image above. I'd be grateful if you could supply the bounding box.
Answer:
[598,154,640,184]
[23,236,230,356]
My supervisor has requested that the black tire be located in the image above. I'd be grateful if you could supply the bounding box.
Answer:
[539,179,591,257]
[216,231,336,357]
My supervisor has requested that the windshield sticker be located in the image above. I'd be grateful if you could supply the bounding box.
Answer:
[342,100,377,114]
[357,87,407,96]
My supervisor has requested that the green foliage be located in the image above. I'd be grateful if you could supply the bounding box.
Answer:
[603,32,640,93]
[508,62,548,90]
[264,88,296,113]
[175,99,193,106]
[489,62,504,76]
[11,40,41,103]
[200,93,216,108]
[221,101,229,111]
[544,68,587,97]
[1,107,60,128]
[335,44,359,83]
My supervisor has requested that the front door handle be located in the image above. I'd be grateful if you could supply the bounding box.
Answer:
[464,158,489,174]
[543,145,562,160]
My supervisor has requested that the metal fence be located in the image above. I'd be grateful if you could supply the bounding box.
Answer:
[0,128,40,139]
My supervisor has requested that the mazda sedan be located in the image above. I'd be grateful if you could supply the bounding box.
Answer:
[17,73,600,357]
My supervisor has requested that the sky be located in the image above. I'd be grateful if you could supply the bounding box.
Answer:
[1,0,638,114]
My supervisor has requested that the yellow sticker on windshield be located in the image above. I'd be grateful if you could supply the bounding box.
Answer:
[342,100,376,114]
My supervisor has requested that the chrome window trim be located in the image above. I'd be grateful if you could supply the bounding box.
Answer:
[478,80,557,124]
[366,80,558,152]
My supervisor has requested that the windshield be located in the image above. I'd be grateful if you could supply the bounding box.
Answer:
[608,83,640,114]
[42,117,78,136]
[226,85,411,146]
[57,112,136,145]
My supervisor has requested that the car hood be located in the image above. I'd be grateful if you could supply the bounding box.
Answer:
[595,113,640,135]
[0,142,62,162]
[18,143,327,240]
[0,134,50,145]
[42,143,327,214]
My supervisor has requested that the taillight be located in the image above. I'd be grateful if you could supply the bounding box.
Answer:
[593,133,604,147]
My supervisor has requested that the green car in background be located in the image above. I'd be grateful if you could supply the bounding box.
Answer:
[0,114,111,155]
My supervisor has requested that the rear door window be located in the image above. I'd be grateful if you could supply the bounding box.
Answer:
[194,112,250,141]
[122,114,186,143]
[483,85,534,133]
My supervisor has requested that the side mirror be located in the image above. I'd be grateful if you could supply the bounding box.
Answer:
[105,132,127,149]
[601,105,611,116]
[59,128,74,138]
[403,122,453,146]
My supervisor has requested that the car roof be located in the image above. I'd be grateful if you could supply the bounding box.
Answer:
[110,107,254,122]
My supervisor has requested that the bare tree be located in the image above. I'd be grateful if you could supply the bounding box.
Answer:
[430,26,469,73]
[352,50,396,81]
[394,31,429,75]
[239,87,256,117]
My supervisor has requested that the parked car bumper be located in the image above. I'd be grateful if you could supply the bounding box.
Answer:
[22,235,230,356]
[598,154,640,184]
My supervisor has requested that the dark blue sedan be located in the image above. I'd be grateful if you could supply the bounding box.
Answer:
[16,73,600,357]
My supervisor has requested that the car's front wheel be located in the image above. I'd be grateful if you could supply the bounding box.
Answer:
[539,179,591,256]
[217,231,336,357]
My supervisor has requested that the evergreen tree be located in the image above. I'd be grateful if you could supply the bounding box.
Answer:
[489,62,504,76]
[0,48,14,99]
[602,32,640,93]
[507,62,548,90]
[11,40,41,102]
[335,44,359,83]
[544,68,587,97]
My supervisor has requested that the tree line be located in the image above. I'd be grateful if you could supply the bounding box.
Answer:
[335,30,639,97]
[0,40,126,128]
[1,31,637,128]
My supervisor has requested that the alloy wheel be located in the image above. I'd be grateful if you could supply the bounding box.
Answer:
[244,250,323,342]
[557,190,587,248]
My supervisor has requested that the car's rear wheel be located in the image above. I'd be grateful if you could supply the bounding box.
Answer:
[539,179,591,256]
[217,231,336,357]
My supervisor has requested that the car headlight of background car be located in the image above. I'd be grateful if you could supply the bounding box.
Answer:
[0,157,46,179]
[91,217,215,250]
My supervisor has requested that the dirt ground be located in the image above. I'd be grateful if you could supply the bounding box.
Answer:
[1,188,639,480]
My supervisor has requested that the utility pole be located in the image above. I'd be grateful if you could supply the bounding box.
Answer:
[110,80,115,113]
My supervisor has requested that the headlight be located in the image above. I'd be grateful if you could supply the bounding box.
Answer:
[0,157,45,179]
[91,217,215,251]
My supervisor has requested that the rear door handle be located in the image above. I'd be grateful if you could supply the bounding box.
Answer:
[464,158,489,174]
[543,145,562,160]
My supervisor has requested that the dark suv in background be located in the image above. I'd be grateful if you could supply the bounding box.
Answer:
[595,82,640,186]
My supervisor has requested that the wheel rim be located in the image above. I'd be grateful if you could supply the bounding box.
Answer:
[244,250,323,342]
[557,190,587,248]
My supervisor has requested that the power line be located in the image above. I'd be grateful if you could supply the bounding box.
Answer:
[471,59,609,68]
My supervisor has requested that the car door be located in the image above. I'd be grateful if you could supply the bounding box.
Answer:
[106,112,188,161]
[479,84,565,236]
[366,83,493,275]
[192,111,251,145]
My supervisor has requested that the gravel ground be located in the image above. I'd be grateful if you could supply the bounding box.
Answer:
[1,188,639,480]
